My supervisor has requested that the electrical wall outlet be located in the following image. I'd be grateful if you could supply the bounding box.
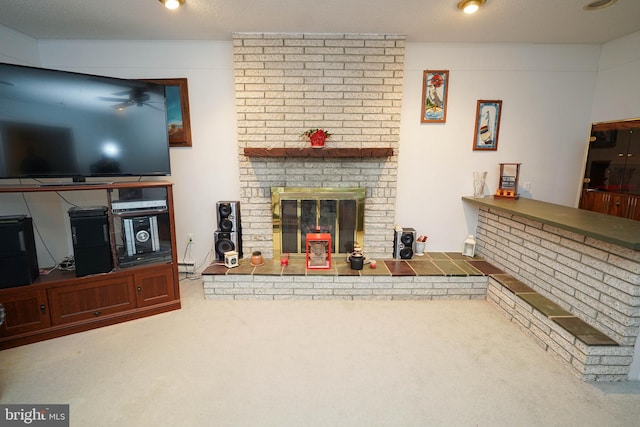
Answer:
[187,233,194,243]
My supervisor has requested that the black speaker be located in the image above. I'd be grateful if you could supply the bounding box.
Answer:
[214,231,240,261]
[0,215,39,288]
[215,201,242,257]
[69,207,113,277]
[216,201,241,232]
[393,227,416,259]
[123,215,160,256]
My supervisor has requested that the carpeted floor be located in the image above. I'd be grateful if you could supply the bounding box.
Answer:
[2,278,640,426]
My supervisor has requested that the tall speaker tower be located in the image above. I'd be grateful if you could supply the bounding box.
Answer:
[214,201,242,261]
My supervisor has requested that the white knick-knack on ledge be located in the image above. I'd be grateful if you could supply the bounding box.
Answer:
[473,171,487,198]
[462,234,476,257]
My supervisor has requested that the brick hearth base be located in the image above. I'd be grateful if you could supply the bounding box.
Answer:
[201,252,498,301]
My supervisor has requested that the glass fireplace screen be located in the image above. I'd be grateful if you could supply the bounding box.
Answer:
[272,187,365,258]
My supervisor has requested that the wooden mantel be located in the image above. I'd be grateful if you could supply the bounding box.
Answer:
[242,147,394,158]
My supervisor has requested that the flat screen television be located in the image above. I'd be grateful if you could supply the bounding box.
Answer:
[0,62,171,182]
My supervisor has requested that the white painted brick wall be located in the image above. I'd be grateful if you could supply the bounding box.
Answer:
[202,274,486,302]
[233,33,404,260]
[477,207,640,347]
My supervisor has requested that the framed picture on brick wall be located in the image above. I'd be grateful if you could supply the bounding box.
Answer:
[421,70,449,123]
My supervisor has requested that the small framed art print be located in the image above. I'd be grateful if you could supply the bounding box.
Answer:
[473,100,502,151]
[421,70,449,123]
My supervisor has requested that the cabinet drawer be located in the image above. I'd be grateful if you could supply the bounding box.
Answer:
[0,288,51,337]
[48,276,136,325]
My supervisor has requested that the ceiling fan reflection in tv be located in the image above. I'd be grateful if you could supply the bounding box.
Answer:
[99,87,164,111]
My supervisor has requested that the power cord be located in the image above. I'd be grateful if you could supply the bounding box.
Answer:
[57,256,76,272]
[20,192,57,267]
[182,236,194,275]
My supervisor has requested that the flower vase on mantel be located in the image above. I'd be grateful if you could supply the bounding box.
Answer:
[310,132,326,148]
[301,128,331,149]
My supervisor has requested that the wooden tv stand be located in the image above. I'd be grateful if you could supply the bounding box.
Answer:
[0,181,180,350]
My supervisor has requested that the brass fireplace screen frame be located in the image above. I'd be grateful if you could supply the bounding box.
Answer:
[272,187,365,259]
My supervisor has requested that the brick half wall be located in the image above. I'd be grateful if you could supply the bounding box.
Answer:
[475,206,640,347]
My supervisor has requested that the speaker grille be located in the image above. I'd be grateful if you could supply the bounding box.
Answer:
[124,216,159,256]
[216,201,241,232]
[214,231,240,261]
[215,201,242,258]
[393,227,416,259]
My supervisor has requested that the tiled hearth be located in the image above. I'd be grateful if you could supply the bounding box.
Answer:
[202,252,497,301]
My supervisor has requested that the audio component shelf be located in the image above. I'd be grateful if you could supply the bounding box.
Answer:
[242,147,394,158]
[0,181,180,350]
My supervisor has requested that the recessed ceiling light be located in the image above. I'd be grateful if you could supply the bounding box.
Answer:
[159,0,185,10]
[583,0,617,11]
[457,0,487,14]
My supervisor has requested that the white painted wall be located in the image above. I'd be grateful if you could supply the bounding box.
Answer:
[0,25,40,66]
[591,31,640,123]
[397,43,601,251]
[3,29,639,268]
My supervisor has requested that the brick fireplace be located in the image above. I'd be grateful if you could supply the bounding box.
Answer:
[233,32,405,259]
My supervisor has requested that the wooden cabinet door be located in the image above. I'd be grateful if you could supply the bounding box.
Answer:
[134,266,175,307]
[47,275,136,325]
[608,194,628,217]
[580,190,611,214]
[0,288,51,337]
[627,196,640,220]
[580,190,640,220]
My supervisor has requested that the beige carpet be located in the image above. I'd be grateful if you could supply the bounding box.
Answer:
[2,278,640,426]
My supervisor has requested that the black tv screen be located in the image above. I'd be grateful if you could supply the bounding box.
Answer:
[0,63,171,181]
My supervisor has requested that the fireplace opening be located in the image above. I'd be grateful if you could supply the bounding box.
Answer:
[272,187,365,258]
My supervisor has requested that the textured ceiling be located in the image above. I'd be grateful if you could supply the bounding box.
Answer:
[0,0,638,44]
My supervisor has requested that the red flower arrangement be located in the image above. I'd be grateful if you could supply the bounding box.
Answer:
[301,128,332,148]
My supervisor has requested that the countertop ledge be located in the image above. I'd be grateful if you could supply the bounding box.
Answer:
[462,196,640,251]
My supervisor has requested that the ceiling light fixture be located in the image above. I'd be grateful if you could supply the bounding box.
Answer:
[159,0,185,10]
[583,0,617,11]
[457,0,486,14]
